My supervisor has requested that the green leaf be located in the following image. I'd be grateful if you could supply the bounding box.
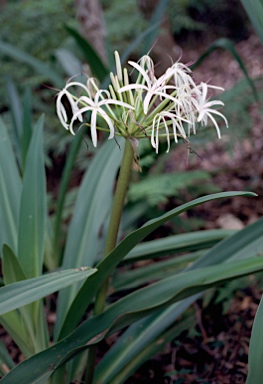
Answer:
[21,87,33,174]
[59,191,255,339]
[191,37,258,101]
[55,138,125,338]
[97,217,263,382]
[17,116,47,278]
[1,245,41,355]
[124,229,234,262]
[241,0,263,44]
[0,341,15,376]
[0,310,33,358]
[53,132,83,263]
[247,292,263,384]
[2,255,263,384]
[65,25,109,82]
[95,313,195,384]
[2,245,27,285]
[193,216,263,268]
[113,251,202,291]
[1,246,35,356]
[5,79,33,174]
[0,268,96,317]
[0,40,64,87]
[6,77,23,168]
[0,118,22,255]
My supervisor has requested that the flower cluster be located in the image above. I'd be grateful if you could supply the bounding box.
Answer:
[56,51,228,153]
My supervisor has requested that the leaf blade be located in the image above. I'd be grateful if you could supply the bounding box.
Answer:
[95,218,263,382]
[247,291,263,384]
[0,268,97,316]
[0,118,22,254]
[2,254,263,384]
[17,116,46,278]
[59,191,256,338]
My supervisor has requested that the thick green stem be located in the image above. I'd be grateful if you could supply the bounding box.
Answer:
[85,139,134,383]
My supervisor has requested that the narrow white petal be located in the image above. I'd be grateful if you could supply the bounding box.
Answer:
[162,117,170,153]
[128,61,152,87]
[98,108,115,139]
[143,91,153,114]
[118,84,148,94]
[205,112,221,138]
[65,81,91,95]
[77,96,95,107]
[56,92,69,130]
[91,110,98,147]
[151,115,158,151]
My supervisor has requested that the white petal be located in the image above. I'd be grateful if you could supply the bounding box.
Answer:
[98,108,115,139]
[205,112,221,138]
[56,93,69,130]
[118,84,148,94]
[77,96,95,107]
[128,60,152,87]
[162,117,170,153]
[143,91,153,114]
[90,110,98,147]
[65,81,91,95]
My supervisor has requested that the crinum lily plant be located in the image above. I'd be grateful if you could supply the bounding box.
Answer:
[55,51,229,382]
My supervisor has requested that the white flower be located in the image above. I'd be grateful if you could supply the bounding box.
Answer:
[118,59,182,115]
[151,111,188,153]
[56,52,228,154]
[192,82,228,138]
[56,82,91,130]
[166,61,196,89]
[70,89,134,147]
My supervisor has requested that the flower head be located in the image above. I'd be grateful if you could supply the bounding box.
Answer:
[56,51,228,154]
[192,82,229,138]
[56,79,134,147]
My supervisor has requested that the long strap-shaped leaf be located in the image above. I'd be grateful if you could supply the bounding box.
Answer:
[58,191,255,339]
[0,268,96,316]
[0,118,21,255]
[2,254,263,384]
[124,229,235,262]
[17,116,46,279]
[246,292,263,384]
[95,217,263,383]
[241,0,263,44]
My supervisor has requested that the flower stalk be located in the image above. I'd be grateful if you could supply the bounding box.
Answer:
[85,139,134,383]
